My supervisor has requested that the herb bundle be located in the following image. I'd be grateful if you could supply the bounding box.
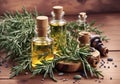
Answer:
[0,8,36,78]
[0,9,106,81]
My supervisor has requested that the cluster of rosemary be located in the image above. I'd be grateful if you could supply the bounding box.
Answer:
[0,9,106,81]
[0,8,36,78]
[66,21,109,42]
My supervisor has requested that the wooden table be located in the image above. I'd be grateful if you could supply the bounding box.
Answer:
[0,13,120,84]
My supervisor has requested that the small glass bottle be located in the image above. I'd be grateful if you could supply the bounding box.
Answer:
[50,6,67,54]
[77,12,87,31]
[90,35,109,57]
[32,16,54,68]
[77,12,90,47]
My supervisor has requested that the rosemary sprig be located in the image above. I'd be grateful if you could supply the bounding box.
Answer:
[32,60,57,82]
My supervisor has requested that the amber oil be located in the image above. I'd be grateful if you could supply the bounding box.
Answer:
[32,16,54,68]
[50,6,67,54]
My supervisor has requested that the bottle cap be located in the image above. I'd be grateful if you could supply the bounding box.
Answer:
[36,16,48,36]
[53,6,63,19]
[79,12,87,20]
[78,31,90,45]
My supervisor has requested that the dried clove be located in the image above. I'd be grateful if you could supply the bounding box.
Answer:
[104,66,106,68]
[108,66,110,69]
[107,58,113,62]
[114,65,117,68]
[110,77,112,80]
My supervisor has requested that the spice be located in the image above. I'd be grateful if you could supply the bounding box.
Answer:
[114,65,117,68]
[108,66,110,69]
[112,63,114,65]
[107,58,113,61]
[58,72,64,76]
[98,80,101,83]
[73,75,82,80]
[102,59,105,64]
[101,77,104,80]
[110,77,112,80]
[104,66,106,68]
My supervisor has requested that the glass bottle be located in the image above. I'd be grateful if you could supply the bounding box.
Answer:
[32,16,54,68]
[77,12,87,31]
[90,35,109,57]
[50,6,67,54]
[77,12,90,47]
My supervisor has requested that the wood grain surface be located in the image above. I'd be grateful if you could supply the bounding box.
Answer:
[0,52,120,84]
[0,13,120,84]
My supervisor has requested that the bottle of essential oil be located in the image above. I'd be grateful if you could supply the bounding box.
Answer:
[50,6,67,54]
[32,16,54,68]
[77,12,87,31]
[77,12,90,47]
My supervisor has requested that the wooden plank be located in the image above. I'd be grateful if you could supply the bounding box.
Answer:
[0,52,120,84]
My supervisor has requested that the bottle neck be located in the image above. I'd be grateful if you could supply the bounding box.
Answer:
[35,26,51,37]
[51,11,65,20]
[77,14,87,31]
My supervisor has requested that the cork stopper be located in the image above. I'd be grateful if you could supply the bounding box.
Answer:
[36,16,48,37]
[79,12,87,20]
[53,6,63,20]
[78,31,90,46]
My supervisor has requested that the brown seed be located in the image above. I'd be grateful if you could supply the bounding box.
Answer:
[108,66,110,69]
[107,58,113,61]
[107,62,109,64]
[110,77,112,80]
[101,77,104,80]
[95,79,97,82]
[98,80,101,83]
[114,65,117,68]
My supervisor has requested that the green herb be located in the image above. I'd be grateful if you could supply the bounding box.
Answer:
[32,60,57,82]
[0,8,36,78]
[0,9,105,81]
[66,21,109,42]
[56,35,103,78]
